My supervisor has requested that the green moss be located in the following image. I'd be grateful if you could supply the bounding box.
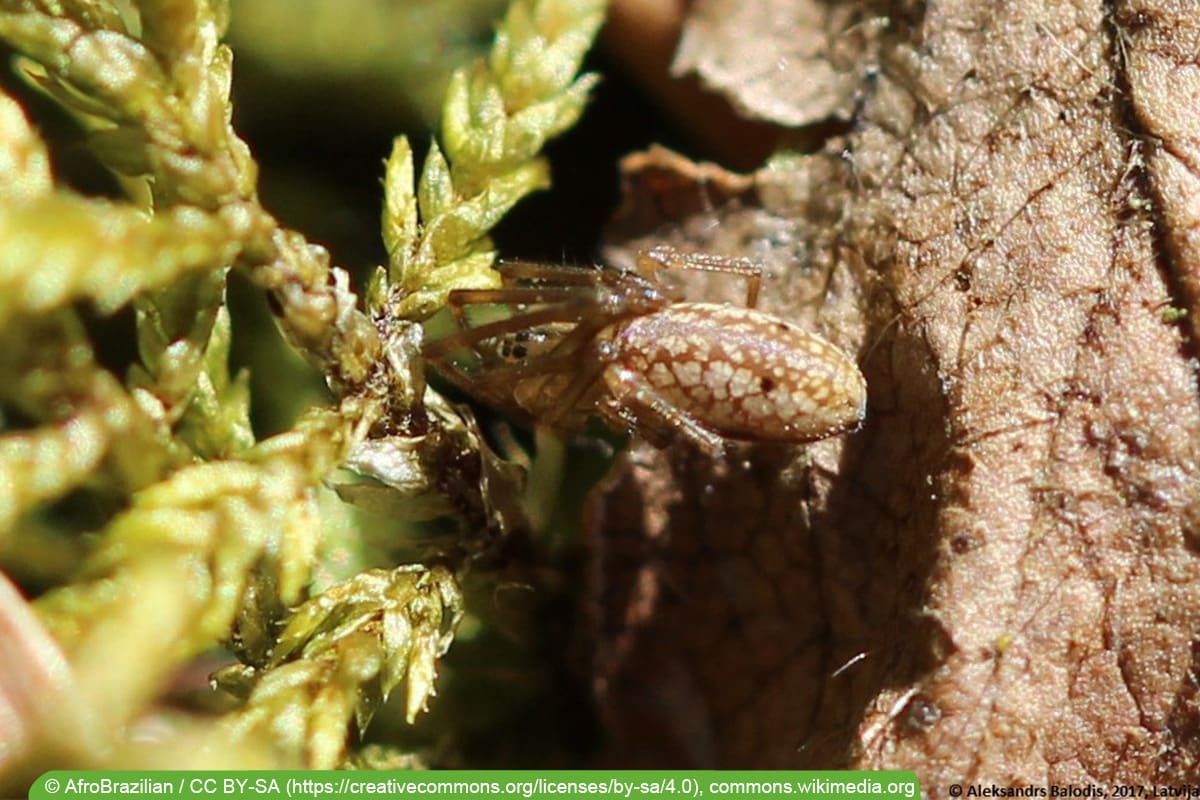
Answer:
[381,0,603,321]
[0,0,605,773]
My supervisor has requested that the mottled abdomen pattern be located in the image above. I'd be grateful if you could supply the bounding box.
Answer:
[612,302,867,443]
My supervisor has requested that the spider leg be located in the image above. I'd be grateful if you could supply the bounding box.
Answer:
[444,314,611,390]
[637,244,763,308]
[537,334,613,427]
[431,344,604,434]
[495,260,604,285]
[447,286,587,307]
[423,346,517,414]
[600,367,726,455]
[442,284,595,353]
[429,272,669,362]
[496,261,657,295]
[446,286,584,335]
[424,301,594,360]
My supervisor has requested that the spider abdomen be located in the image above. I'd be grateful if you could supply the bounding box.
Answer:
[609,302,867,443]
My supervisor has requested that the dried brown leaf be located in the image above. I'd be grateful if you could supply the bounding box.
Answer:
[603,0,782,167]
[1119,1,1200,345]
[673,0,878,127]
[587,0,1200,786]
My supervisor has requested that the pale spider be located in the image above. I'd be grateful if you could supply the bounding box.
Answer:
[421,244,867,455]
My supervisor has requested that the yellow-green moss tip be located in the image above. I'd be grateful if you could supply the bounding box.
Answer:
[217,566,463,767]
[382,0,606,321]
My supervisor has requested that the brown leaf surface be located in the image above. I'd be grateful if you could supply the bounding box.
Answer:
[673,0,880,126]
[603,0,783,166]
[587,0,1200,787]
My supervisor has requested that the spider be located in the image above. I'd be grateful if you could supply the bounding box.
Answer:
[421,244,867,455]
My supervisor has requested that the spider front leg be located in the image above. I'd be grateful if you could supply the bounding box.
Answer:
[636,244,764,308]
[424,287,594,361]
[493,260,607,285]
[427,259,672,364]
[599,365,726,455]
